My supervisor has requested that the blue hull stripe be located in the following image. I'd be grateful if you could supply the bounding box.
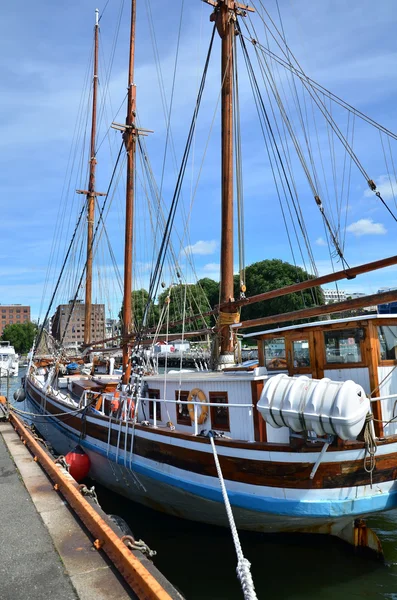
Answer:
[26,390,397,519]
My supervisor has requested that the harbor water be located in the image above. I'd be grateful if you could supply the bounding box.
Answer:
[7,370,397,599]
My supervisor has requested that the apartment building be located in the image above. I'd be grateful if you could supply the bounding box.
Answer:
[51,300,105,347]
[0,304,31,335]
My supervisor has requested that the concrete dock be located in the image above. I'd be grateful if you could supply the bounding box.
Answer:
[0,414,183,600]
[0,420,138,600]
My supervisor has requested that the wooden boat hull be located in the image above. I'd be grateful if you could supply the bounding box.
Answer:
[25,378,397,535]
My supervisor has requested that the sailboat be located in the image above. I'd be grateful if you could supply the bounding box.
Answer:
[21,0,397,558]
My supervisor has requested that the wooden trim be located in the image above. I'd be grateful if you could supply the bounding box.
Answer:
[240,290,397,330]
[286,333,312,375]
[209,391,230,431]
[148,388,161,421]
[365,322,384,438]
[312,330,324,379]
[323,361,367,369]
[257,319,373,340]
[257,339,265,367]
[251,380,266,442]
[379,360,397,367]
[175,390,191,426]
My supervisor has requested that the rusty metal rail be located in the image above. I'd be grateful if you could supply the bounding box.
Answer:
[8,411,174,600]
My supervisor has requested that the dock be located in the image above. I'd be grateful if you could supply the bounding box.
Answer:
[0,409,183,600]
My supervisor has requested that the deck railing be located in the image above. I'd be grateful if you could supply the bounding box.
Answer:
[85,391,253,436]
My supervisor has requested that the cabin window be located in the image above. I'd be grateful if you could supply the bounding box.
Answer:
[263,338,287,370]
[324,329,362,364]
[292,339,311,367]
[209,392,230,431]
[378,325,397,361]
[176,390,191,425]
[148,389,161,421]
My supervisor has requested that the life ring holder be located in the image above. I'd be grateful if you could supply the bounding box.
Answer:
[187,388,208,425]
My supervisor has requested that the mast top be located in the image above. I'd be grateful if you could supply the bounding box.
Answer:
[95,8,99,27]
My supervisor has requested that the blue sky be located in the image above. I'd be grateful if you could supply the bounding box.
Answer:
[2,0,397,322]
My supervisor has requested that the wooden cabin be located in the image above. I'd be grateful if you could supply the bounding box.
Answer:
[245,314,397,439]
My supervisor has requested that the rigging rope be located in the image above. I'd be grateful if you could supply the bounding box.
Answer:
[35,202,87,352]
[59,142,124,348]
[141,24,216,330]
[238,25,320,276]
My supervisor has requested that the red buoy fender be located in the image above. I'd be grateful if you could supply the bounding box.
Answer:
[65,446,91,482]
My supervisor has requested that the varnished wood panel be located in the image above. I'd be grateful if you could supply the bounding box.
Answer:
[366,321,384,438]
[251,379,266,442]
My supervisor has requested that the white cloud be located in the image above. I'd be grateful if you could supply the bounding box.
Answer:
[346,219,387,237]
[364,175,397,201]
[315,237,327,247]
[184,240,218,255]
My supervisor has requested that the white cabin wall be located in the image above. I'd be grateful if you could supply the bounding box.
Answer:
[378,367,397,436]
[142,377,255,441]
[324,368,370,394]
[266,424,290,443]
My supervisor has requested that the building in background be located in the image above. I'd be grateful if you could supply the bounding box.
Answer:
[322,289,347,304]
[0,304,31,336]
[322,289,376,312]
[51,300,105,348]
[105,318,120,347]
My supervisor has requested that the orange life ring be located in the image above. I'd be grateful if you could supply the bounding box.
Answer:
[0,396,6,405]
[187,388,208,425]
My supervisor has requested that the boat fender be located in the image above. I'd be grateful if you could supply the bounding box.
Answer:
[107,514,134,538]
[64,446,91,482]
[13,388,26,403]
[187,388,208,424]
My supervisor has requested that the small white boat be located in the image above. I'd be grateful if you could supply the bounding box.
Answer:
[0,341,19,377]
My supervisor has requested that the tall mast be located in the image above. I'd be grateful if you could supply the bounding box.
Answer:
[122,0,137,385]
[218,0,235,362]
[206,0,253,365]
[84,9,99,346]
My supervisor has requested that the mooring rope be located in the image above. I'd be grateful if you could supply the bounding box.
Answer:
[363,413,377,488]
[208,431,257,600]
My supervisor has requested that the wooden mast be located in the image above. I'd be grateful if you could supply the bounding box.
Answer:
[84,8,99,346]
[215,0,236,364]
[206,1,253,365]
[122,0,137,385]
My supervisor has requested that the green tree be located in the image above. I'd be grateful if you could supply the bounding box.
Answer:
[158,283,214,333]
[197,278,219,309]
[1,322,37,354]
[236,259,325,331]
[119,289,159,331]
